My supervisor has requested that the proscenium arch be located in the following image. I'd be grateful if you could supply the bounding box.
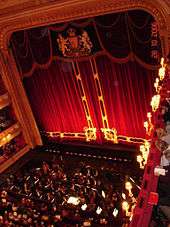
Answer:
[0,0,168,54]
[0,0,168,150]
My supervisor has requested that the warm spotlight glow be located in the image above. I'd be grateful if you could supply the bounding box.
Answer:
[81,204,87,211]
[144,121,148,133]
[60,133,64,138]
[96,206,102,215]
[159,57,165,81]
[113,208,119,217]
[151,94,160,112]
[144,112,153,135]
[154,78,160,93]
[67,196,80,205]
[137,155,144,169]
[102,190,105,198]
[159,67,165,81]
[137,141,150,169]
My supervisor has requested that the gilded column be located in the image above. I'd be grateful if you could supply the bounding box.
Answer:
[0,45,42,148]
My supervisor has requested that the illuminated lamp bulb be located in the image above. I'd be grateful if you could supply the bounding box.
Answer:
[7,134,11,139]
[144,121,148,133]
[145,141,150,150]
[154,78,160,92]
[137,155,144,169]
[49,132,53,137]
[60,133,64,138]
[159,67,165,81]
[137,155,143,163]
[140,145,145,153]
[147,112,152,120]
[151,94,160,112]
[160,57,164,66]
[2,137,6,142]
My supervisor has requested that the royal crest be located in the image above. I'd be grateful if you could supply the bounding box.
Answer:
[57,28,93,57]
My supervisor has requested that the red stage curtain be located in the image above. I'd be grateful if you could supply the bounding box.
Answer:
[24,56,156,140]
[95,55,155,137]
[11,10,161,78]
[24,60,87,132]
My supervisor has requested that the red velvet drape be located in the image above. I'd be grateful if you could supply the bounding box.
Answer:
[95,55,155,137]
[24,55,156,141]
[24,60,87,132]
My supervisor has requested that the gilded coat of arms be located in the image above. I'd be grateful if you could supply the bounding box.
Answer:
[57,28,93,57]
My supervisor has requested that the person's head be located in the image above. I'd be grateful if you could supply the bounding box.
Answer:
[156,127,166,138]
[164,145,170,162]
[166,122,170,134]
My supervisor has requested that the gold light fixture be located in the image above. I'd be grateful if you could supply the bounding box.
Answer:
[144,112,153,135]
[150,94,160,112]
[158,57,166,81]
[137,141,150,169]
[154,78,160,93]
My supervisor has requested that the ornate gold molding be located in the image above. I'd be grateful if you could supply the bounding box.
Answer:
[0,0,168,50]
[0,122,21,147]
[0,0,168,152]
[0,93,10,110]
[0,49,42,148]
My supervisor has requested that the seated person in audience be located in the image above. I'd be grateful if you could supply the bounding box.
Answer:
[157,163,170,223]
[161,122,170,145]
[161,145,170,167]
[156,143,170,224]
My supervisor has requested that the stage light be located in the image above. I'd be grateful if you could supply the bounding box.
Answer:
[113,208,119,217]
[159,58,166,81]
[151,94,160,112]
[96,206,102,215]
[102,190,105,198]
[122,193,126,200]
[81,204,87,211]
[67,196,80,205]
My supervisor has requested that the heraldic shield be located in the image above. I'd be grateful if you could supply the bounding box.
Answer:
[57,28,93,57]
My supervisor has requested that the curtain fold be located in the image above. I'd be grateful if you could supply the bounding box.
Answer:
[24,56,156,140]
[24,60,87,133]
[13,10,159,143]
[95,55,155,137]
